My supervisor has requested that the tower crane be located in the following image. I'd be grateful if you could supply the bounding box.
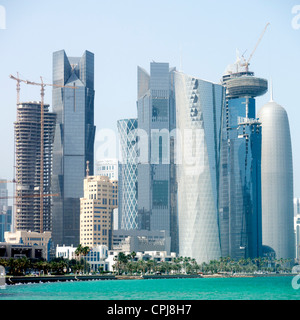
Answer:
[241,22,270,72]
[0,179,16,183]
[10,74,77,233]
[0,193,59,200]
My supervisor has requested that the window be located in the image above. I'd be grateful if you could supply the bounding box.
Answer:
[152,98,168,122]
[152,180,168,208]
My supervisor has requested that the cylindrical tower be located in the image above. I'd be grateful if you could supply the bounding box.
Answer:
[258,99,295,260]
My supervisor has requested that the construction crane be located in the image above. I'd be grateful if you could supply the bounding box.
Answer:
[0,179,16,183]
[0,193,59,200]
[10,74,77,233]
[241,22,270,72]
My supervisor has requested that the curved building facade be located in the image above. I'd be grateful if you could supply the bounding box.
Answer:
[174,72,223,263]
[258,99,295,260]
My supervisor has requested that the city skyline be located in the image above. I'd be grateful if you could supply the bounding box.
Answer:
[0,0,299,202]
[0,1,299,303]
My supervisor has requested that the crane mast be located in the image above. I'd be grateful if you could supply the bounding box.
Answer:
[242,23,270,72]
[10,74,77,233]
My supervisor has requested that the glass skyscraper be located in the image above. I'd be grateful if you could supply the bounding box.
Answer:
[136,63,178,252]
[52,50,95,247]
[117,118,138,230]
[219,59,267,260]
[174,71,224,263]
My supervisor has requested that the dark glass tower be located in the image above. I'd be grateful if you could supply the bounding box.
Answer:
[136,62,178,252]
[219,59,267,260]
[52,50,95,247]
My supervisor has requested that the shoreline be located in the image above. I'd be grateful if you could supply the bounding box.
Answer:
[4,273,296,285]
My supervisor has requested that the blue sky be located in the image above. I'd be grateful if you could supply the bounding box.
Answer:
[0,0,299,198]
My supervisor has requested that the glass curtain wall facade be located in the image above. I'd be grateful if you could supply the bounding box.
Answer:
[219,64,267,260]
[52,50,95,247]
[174,72,223,263]
[117,118,138,230]
[136,63,178,253]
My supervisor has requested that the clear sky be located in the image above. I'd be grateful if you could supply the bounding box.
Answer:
[0,0,299,199]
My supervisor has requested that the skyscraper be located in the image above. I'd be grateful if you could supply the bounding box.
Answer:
[80,175,117,249]
[294,198,300,261]
[14,102,56,233]
[258,95,295,260]
[117,118,138,230]
[219,58,267,260]
[174,71,224,263]
[136,62,177,252]
[52,50,95,247]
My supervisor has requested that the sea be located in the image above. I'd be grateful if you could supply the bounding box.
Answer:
[0,275,299,300]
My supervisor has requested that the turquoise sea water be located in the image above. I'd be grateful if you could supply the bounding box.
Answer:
[0,276,299,300]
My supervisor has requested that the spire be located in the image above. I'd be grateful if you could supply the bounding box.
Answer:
[86,160,90,178]
[269,78,274,102]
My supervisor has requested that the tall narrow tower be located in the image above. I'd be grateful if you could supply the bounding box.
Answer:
[219,57,267,260]
[258,94,295,260]
[136,62,177,252]
[52,50,95,247]
[117,118,138,230]
[14,102,56,233]
[174,71,224,263]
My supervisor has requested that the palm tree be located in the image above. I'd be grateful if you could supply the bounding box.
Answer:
[131,251,137,261]
[75,244,90,274]
[75,244,83,261]
[115,252,128,275]
[135,260,143,275]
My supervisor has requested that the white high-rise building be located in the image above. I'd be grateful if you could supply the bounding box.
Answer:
[258,96,295,260]
[294,198,300,261]
[174,71,224,264]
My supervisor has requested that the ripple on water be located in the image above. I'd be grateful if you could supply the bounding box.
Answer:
[0,276,299,300]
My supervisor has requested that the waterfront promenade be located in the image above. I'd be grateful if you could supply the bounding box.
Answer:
[4,273,295,285]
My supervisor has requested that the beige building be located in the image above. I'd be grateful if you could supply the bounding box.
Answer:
[4,230,52,260]
[80,175,118,249]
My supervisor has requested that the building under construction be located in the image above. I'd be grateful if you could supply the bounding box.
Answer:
[14,102,56,233]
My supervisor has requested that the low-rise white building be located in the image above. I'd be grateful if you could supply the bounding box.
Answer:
[56,244,109,272]
[56,245,77,260]
[105,250,176,272]
[85,245,109,272]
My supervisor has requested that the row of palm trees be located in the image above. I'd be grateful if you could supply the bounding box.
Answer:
[0,257,86,276]
[0,248,294,277]
[112,253,294,276]
[0,245,91,276]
